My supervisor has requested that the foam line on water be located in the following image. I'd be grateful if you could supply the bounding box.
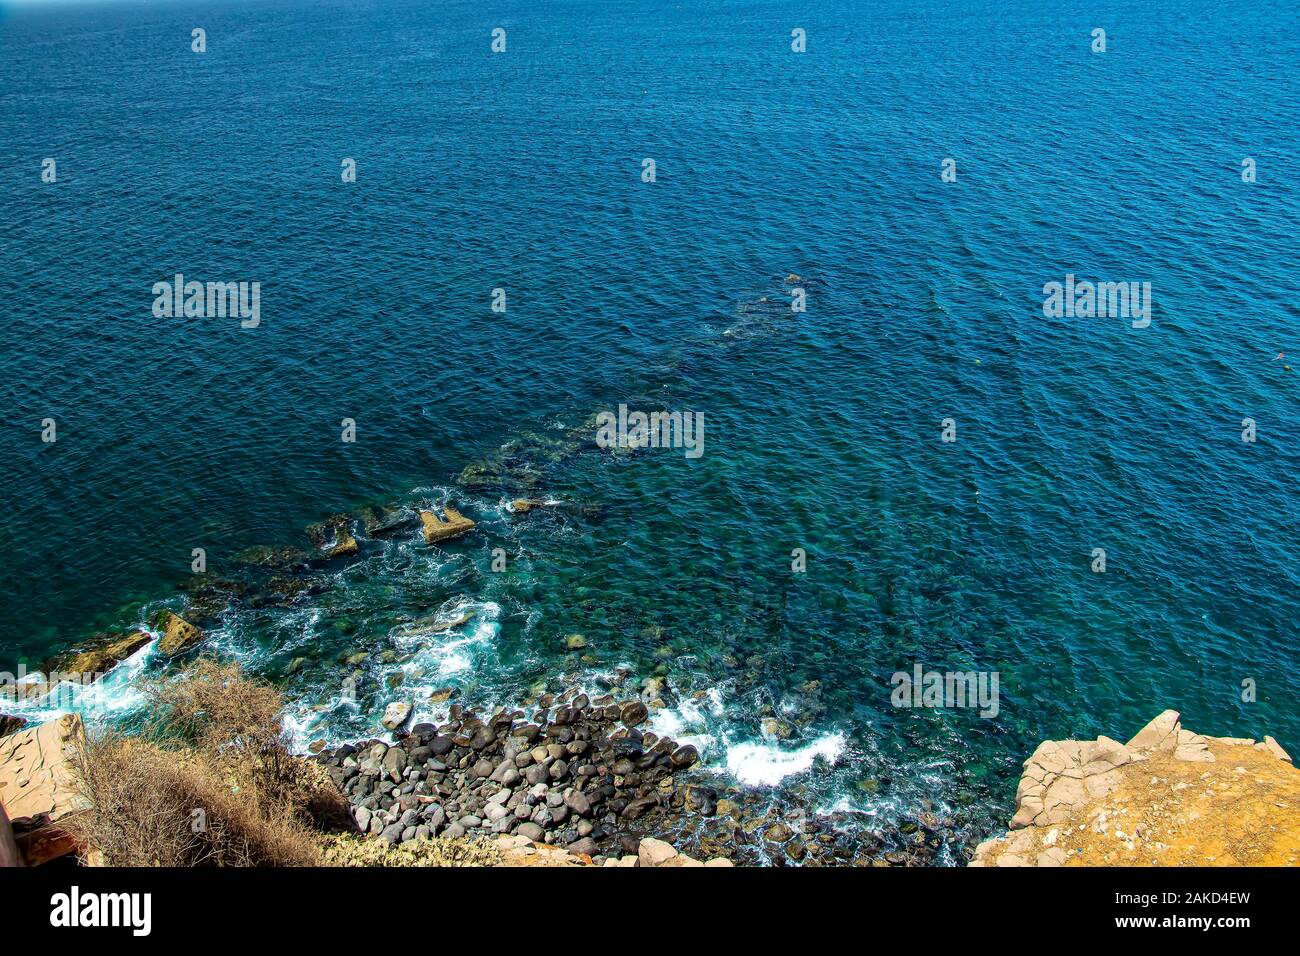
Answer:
[646,687,725,756]
[2,635,158,724]
[724,732,847,787]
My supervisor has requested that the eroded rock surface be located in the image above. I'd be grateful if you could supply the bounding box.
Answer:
[0,714,88,865]
[972,710,1298,867]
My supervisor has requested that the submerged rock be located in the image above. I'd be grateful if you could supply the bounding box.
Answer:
[232,544,312,571]
[357,505,417,538]
[306,515,359,559]
[508,499,605,520]
[402,611,474,636]
[761,718,794,740]
[176,577,250,623]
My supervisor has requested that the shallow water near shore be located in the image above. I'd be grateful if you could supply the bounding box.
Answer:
[2,0,1298,862]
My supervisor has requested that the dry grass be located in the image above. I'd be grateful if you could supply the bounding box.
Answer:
[320,833,502,867]
[65,659,345,867]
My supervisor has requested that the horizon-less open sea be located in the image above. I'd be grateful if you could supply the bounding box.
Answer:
[1,0,1298,861]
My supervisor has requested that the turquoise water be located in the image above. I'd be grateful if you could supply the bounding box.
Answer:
[2,0,1298,859]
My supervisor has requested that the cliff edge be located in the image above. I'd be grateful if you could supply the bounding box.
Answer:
[971,710,1297,866]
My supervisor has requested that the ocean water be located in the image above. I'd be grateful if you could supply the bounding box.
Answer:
[2,0,1298,860]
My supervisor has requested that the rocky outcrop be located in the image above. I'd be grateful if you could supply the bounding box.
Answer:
[44,630,151,680]
[357,505,417,538]
[971,710,1298,867]
[152,611,205,657]
[418,504,475,544]
[0,714,88,865]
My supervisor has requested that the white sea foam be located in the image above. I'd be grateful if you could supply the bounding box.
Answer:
[724,732,846,787]
[282,682,364,754]
[647,687,725,756]
[3,635,157,724]
[395,602,501,726]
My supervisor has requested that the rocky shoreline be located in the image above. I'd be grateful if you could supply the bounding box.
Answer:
[6,567,961,867]
[315,692,699,860]
[311,687,953,867]
[7,670,1295,868]
[2,404,972,867]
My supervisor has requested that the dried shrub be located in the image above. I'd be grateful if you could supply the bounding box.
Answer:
[65,660,343,866]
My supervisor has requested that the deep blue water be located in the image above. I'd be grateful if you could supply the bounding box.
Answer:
[2,0,1297,860]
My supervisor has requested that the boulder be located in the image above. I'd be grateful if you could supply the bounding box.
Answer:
[619,701,648,727]
[563,789,592,817]
[637,837,678,867]
[670,745,699,769]
[516,822,544,842]
[153,612,205,657]
[381,702,413,732]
